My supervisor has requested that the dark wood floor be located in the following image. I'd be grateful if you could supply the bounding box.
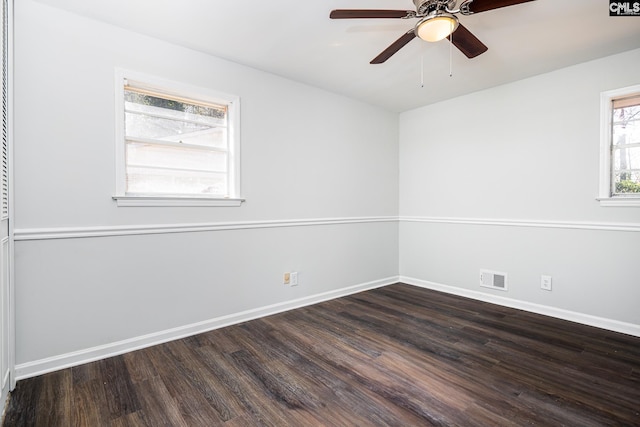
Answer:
[3,283,640,426]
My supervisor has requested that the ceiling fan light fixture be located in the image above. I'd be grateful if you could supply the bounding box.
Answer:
[416,12,459,42]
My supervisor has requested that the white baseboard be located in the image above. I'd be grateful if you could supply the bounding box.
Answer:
[401,276,640,338]
[15,276,399,380]
[15,275,639,380]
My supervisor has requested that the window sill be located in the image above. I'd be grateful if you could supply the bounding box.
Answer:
[113,196,245,207]
[597,197,640,207]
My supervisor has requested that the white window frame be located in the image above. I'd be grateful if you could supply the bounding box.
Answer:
[598,84,640,207]
[113,69,243,207]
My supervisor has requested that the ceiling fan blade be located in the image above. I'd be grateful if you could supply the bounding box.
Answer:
[330,9,414,19]
[463,0,536,14]
[370,31,416,64]
[447,23,487,58]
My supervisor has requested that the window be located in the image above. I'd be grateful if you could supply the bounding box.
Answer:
[114,70,242,207]
[599,85,640,207]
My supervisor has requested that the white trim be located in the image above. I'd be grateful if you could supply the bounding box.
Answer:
[400,216,640,232]
[401,276,640,338]
[14,276,398,380]
[0,237,7,392]
[14,216,640,241]
[114,69,126,196]
[599,84,640,204]
[596,197,640,207]
[5,0,12,393]
[600,87,615,199]
[112,195,245,207]
[14,216,398,240]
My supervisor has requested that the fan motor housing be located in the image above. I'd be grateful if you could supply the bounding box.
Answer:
[413,0,457,15]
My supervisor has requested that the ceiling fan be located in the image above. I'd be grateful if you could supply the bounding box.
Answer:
[330,0,535,64]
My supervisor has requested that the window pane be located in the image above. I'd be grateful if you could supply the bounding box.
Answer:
[612,146,640,171]
[611,97,640,196]
[125,112,227,149]
[126,142,227,173]
[175,127,227,148]
[612,122,640,146]
[612,103,640,146]
[613,171,640,194]
[126,167,228,196]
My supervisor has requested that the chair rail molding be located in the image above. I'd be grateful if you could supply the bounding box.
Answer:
[14,215,640,241]
[13,216,399,240]
[399,216,640,232]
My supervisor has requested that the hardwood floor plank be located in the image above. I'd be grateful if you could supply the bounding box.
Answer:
[133,376,188,427]
[108,411,146,427]
[203,352,289,426]
[145,343,226,426]
[34,369,72,427]
[98,356,141,420]
[121,349,158,385]
[4,283,640,426]
[255,316,432,425]
[264,313,466,425]
[2,376,41,426]
[71,378,110,427]
[71,361,102,386]
[163,339,239,422]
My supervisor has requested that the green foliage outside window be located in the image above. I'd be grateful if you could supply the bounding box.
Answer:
[615,179,640,193]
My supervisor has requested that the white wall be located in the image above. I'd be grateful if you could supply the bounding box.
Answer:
[13,0,399,376]
[400,48,640,332]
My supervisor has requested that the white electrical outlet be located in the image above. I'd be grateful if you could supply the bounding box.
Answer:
[541,275,552,291]
[290,272,298,286]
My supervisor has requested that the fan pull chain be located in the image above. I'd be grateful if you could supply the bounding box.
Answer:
[421,54,425,88]
[449,26,453,77]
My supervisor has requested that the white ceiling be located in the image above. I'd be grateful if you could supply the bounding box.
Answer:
[34,0,640,112]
